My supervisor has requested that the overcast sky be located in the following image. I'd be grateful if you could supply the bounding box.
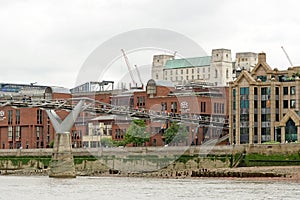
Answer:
[0,0,300,88]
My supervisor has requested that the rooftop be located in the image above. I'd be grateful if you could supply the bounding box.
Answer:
[164,56,211,69]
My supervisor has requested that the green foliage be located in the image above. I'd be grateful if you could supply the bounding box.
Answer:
[164,122,189,145]
[292,72,300,78]
[100,137,115,147]
[123,119,150,146]
[49,141,54,148]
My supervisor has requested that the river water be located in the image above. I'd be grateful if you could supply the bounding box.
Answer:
[0,176,299,200]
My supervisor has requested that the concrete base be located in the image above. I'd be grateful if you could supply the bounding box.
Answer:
[49,132,76,178]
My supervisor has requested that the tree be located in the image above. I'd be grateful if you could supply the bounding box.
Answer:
[164,122,189,146]
[123,119,150,146]
[100,137,115,147]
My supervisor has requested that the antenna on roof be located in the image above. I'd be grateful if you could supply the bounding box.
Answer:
[30,82,37,86]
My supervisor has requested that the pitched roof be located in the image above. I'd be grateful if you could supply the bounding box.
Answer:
[234,70,256,85]
[164,56,211,69]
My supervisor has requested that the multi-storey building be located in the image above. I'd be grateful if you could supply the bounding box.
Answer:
[99,79,229,146]
[0,83,72,149]
[229,53,300,144]
[152,49,234,86]
[234,52,258,72]
[152,55,175,81]
[152,49,258,87]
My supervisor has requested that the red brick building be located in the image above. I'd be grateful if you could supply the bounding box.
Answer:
[103,79,229,146]
[0,83,72,149]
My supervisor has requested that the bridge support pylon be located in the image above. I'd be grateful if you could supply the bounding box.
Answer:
[49,132,76,178]
[46,100,85,178]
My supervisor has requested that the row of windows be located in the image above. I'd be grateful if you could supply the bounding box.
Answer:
[283,86,296,95]
[7,110,43,125]
[7,126,46,141]
[213,103,225,114]
[239,86,296,96]
[165,67,211,76]
[167,74,211,81]
[283,99,296,109]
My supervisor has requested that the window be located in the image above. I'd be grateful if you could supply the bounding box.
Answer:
[261,87,268,95]
[203,68,205,73]
[37,109,43,124]
[137,96,145,107]
[215,69,218,78]
[192,69,194,74]
[283,100,289,108]
[291,86,296,95]
[240,87,249,95]
[276,100,279,109]
[257,75,267,82]
[16,110,20,124]
[8,126,13,140]
[290,100,296,108]
[8,110,13,125]
[171,102,177,113]
[261,101,267,108]
[276,87,279,95]
[36,127,41,140]
[15,126,21,139]
[254,87,258,95]
[226,69,229,78]
[186,76,189,80]
[201,102,206,112]
[181,69,183,74]
[186,69,188,73]
[191,75,194,80]
[233,89,236,97]
[161,102,167,111]
[283,87,288,95]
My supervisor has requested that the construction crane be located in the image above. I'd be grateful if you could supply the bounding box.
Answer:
[134,65,143,87]
[281,46,293,67]
[121,49,137,86]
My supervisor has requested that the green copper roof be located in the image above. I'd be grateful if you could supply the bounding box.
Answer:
[164,56,211,69]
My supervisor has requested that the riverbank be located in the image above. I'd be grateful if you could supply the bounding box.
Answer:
[1,166,300,182]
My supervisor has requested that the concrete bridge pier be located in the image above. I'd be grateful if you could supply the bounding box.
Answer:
[46,100,85,178]
[49,132,76,178]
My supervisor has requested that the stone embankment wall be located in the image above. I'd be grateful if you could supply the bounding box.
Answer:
[0,144,299,176]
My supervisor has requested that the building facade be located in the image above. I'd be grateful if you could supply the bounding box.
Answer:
[105,79,229,146]
[229,53,300,144]
[152,49,234,86]
[0,83,72,149]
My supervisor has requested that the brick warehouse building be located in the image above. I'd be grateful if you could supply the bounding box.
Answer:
[96,79,229,147]
[0,83,71,149]
[229,53,300,144]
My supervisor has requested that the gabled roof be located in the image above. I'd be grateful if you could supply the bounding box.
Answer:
[234,70,256,85]
[164,56,211,69]
[251,62,273,75]
[279,110,300,126]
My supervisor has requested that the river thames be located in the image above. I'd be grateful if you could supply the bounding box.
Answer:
[0,176,299,200]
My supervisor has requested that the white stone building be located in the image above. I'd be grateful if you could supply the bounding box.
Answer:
[151,49,258,86]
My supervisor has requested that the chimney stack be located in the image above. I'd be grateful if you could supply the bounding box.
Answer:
[258,52,266,63]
